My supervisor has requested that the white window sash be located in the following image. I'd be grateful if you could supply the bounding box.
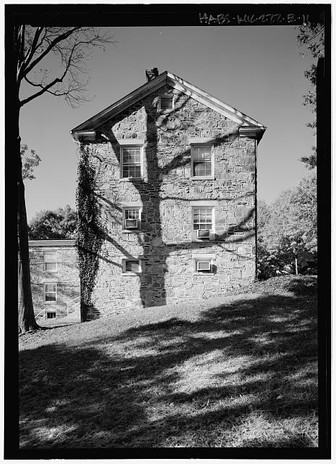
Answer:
[121,146,142,179]
[44,283,57,302]
[192,206,214,231]
[122,207,142,230]
[191,145,214,179]
[43,252,57,272]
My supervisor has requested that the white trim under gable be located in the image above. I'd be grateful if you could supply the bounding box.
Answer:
[166,72,264,127]
[71,71,266,141]
[168,79,243,125]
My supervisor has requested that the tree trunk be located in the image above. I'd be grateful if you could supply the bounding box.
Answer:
[13,27,39,333]
[16,105,39,333]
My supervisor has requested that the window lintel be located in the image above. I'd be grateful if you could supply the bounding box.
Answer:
[190,200,218,207]
[117,139,144,146]
[188,137,216,145]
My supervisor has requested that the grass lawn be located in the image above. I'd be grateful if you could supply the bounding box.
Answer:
[19,275,318,449]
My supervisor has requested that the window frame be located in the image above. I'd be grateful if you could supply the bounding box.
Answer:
[43,251,57,272]
[44,282,57,302]
[122,206,142,232]
[191,204,215,240]
[122,258,143,275]
[159,94,174,111]
[120,145,143,180]
[193,256,215,274]
[190,144,214,180]
[45,309,57,319]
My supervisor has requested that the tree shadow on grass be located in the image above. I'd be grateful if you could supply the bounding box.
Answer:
[284,276,317,297]
[19,279,318,451]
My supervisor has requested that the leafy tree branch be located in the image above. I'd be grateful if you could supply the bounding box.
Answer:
[297,22,324,168]
[21,143,41,181]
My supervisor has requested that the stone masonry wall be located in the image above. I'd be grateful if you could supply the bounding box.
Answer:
[80,85,257,314]
[29,243,80,320]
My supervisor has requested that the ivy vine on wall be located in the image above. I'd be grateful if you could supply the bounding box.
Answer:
[76,145,103,321]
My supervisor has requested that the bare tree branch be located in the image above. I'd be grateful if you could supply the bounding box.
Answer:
[18,27,115,108]
[18,27,44,80]
[20,37,79,106]
[20,75,64,106]
[20,27,80,80]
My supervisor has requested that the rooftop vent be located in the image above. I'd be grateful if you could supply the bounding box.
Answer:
[145,68,159,81]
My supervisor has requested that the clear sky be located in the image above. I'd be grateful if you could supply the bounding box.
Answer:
[20,26,316,221]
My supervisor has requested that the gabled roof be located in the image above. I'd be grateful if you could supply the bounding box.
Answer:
[71,71,266,141]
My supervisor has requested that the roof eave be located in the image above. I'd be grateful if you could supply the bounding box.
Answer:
[239,126,266,143]
[71,130,96,143]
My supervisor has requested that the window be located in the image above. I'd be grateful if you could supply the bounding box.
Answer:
[191,202,216,241]
[159,95,174,110]
[123,207,141,231]
[44,283,57,302]
[121,146,142,178]
[46,310,57,319]
[194,257,214,274]
[191,145,213,178]
[193,207,213,231]
[122,259,142,275]
[43,252,57,271]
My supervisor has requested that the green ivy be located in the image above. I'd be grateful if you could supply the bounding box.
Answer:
[76,146,103,321]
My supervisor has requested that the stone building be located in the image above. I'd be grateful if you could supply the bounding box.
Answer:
[71,70,266,315]
[29,240,80,321]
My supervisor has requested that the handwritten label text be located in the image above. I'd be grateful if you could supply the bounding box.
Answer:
[199,12,310,26]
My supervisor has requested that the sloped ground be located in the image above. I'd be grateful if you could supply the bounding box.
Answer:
[19,275,318,449]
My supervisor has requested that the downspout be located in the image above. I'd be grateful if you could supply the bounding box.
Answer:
[254,138,258,281]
